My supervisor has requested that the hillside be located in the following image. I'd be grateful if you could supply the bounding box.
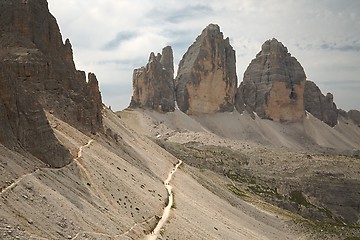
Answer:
[119,108,360,239]
[1,107,310,240]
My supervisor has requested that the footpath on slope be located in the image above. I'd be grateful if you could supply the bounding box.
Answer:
[146,160,182,240]
[0,139,94,195]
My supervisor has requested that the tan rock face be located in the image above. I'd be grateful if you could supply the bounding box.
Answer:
[0,0,103,166]
[130,46,175,112]
[265,81,305,121]
[236,38,306,121]
[176,24,237,114]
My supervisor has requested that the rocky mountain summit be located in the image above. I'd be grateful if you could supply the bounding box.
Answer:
[129,46,175,112]
[0,0,103,167]
[175,24,237,114]
[236,38,306,122]
[129,27,344,128]
[129,24,237,115]
[236,38,341,127]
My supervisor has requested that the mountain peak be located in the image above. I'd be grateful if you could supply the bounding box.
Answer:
[259,38,290,57]
[175,24,237,114]
[236,39,306,121]
[129,46,175,112]
[205,23,221,32]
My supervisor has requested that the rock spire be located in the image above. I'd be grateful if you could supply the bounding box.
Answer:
[304,81,338,127]
[129,46,175,112]
[236,38,306,121]
[175,24,237,114]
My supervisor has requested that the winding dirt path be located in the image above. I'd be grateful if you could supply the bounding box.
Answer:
[0,139,93,195]
[146,160,182,240]
[0,169,40,194]
[76,139,94,160]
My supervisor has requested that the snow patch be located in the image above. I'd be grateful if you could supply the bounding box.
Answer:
[305,111,313,119]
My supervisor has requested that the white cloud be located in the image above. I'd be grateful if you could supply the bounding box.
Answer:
[47,0,360,111]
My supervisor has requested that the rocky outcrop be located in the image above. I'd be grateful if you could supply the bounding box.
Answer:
[0,72,71,167]
[304,81,338,127]
[175,24,237,114]
[0,0,103,167]
[236,38,306,121]
[347,110,360,125]
[129,46,175,112]
[339,109,360,127]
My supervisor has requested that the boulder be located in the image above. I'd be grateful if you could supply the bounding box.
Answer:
[236,38,306,121]
[129,46,175,112]
[175,24,237,114]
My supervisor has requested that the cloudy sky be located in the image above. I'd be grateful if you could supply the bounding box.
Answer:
[47,0,360,111]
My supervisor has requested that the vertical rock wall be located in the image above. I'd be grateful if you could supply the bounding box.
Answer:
[0,0,103,166]
[129,46,175,112]
[236,38,306,121]
[304,80,338,127]
[175,24,237,114]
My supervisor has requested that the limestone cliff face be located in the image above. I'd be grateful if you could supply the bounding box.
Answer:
[129,46,175,112]
[0,0,103,167]
[236,38,306,121]
[304,81,338,127]
[175,24,237,114]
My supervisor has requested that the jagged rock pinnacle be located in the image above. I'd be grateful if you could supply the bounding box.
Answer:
[175,24,237,114]
[129,46,175,112]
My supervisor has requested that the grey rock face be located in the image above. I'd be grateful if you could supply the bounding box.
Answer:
[348,110,360,125]
[175,24,237,114]
[129,46,175,112]
[0,75,72,167]
[236,38,306,121]
[304,81,338,127]
[0,0,103,167]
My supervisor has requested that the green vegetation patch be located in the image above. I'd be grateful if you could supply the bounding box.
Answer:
[227,184,248,198]
[155,140,249,175]
[289,190,312,207]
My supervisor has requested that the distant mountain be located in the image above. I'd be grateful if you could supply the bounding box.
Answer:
[236,38,306,122]
[129,46,175,112]
[175,24,237,114]
[129,27,359,129]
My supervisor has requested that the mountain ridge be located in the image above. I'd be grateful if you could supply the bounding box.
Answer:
[129,25,358,130]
